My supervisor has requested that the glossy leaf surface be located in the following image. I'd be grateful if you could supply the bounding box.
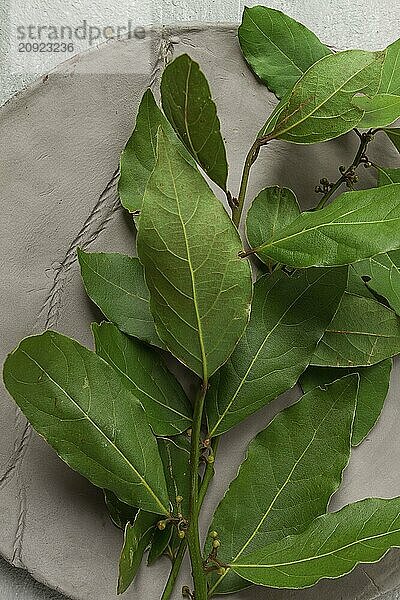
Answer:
[157,435,191,518]
[208,375,358,595]
[148,525,173,565]
[118,89,193,214]
[232,497,400,589]
[118,511,157,594]
[384,127,400,152]
[379,38,400,95]
[147,435,191,561]
[352,94,400,128]
[92,322,192,436]
[161,54,228,191]
[353,250,400,315]
[300,360,392,446]
[137,129,252,380]
[376,166,400,185]
[78,249,163,348]
[238,6,331,98]
[246,186,300,252]
[267,49,384,144]
[104,490,137,530]
[3,331,169,515]
[252,184,400,268]
[206,267,347,437]
[312,292,400,366]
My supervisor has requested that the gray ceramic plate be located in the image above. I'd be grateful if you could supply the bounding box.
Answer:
[1,24,400,600]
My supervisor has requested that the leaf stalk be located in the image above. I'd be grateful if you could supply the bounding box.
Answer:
[160,436,220,600]
[186,381,209,600]
[160,541,186,600]
[232,137,268,227]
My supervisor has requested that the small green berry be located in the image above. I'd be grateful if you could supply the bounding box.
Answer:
[176,495,183,504]
[210,530,218,539]
[157,520,167,530]
[217,567,226,576]
[178,530,186,539]
[212,539,221,549]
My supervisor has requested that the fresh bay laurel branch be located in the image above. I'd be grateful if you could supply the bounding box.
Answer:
[3,5,400,600]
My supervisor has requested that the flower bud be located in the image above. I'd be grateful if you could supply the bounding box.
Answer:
[182,586,191,597]
[210,531,218,539]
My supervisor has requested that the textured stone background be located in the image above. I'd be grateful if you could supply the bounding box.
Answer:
[2,0,400,107]
[1,2,400,599]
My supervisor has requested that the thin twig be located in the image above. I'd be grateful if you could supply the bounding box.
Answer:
[315,129,374,209]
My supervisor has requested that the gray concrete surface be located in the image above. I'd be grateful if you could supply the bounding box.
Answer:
[2,0,400,107]
[1,2,400,600]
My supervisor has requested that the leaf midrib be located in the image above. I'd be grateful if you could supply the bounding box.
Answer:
[208,270,329,436]
[80,254,148,303]
[272,53,378,139]
[232,524,400,569]
[210,381,354,594]
[245,11,303,77]
[20,345,169,515]
[326,329,398,338]
[359,95,400,117]
[183,61,202,163]
[255,212,400,255]
[385,45,400,93]
[164,145,208,381]
[96,340,190,422]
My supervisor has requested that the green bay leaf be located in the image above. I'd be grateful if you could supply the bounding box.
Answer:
[238,6,331,99]
[206,267,347,437]
[246,186,300,253]
[137,129,252,380]
[267,49,384,144]
[353,249,400,315]
[92,322,192,437]
[346,265,375,299]
[78,249,163,348]
[157,435,191,518]
[352,93,400,128]
[379,38,400,95]
[104,489,137,530]
[251,184,400,268]
[312,292,400,366]
[147,523,173,565]
[161,54,228,191]
[148,435,191,561]
[118,88,193,214]
[232,497,400,589]
[375,165,400,186]
[208,375,358,595]
[300,360,392,446]
[118,511,157,594]
[384,127,400,152]
[3,331,169,515]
